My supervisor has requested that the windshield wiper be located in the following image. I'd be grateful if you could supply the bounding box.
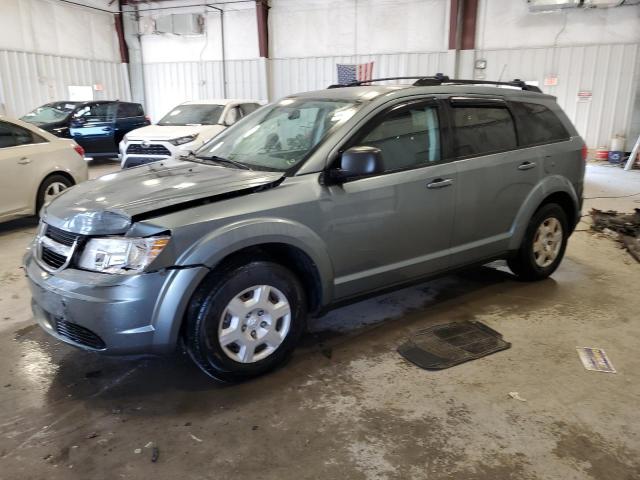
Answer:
[193,154,253,171]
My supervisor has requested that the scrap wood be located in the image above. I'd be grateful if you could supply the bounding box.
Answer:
[590,208,640,262]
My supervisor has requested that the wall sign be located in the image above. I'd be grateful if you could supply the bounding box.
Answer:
[577,90,592,102]
[67,85,93,101]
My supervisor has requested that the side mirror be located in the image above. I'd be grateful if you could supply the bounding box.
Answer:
[327,146,383,183]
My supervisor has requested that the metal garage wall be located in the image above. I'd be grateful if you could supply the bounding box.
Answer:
[0,49,131,118]
[467,43,640,149]
[269,44,639,148]
[142,58,268,122]
[269,51,453,100]
[140,44,638,149]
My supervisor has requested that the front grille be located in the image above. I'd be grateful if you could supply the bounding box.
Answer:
[39,224,84,270]
[123,157,164,168]
[127,143,171,155]
[45,224,81,247]
[41,246,67,269]
[55,319,106,350]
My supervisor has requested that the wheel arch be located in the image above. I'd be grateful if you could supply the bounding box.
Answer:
[182,217,332,298]
[508,176,580,251]
[34,171,76,214]
[205,242,324,314]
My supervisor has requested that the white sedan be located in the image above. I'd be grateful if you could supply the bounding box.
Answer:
[0,117,88,223]
[119,99,261,169]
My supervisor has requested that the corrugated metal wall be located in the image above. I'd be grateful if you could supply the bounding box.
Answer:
[267,43,639,148]
[22,41,626,149]
[270,51,453,99]
[0,49,130,117]
[467,43,640,149]
[143,58,268,121]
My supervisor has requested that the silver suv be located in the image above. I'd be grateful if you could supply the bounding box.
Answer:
[25,76,585,381]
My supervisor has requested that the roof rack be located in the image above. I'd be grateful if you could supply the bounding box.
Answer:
[328,73,542,93]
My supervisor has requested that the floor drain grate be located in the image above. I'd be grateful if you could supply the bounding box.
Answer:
[398,321,511,370]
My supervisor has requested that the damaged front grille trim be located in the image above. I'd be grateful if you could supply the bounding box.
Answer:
[35,224,81,273]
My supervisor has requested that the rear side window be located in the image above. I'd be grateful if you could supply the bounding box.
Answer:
[360,103,441,171]
[0,121,46,148]
[118,103,144,118]
[0,122,16,148]
[511,102,570,146]
[451,106,517,158]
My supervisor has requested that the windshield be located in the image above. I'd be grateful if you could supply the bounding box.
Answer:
[21,103,79,124]
[194,98,360,171]
[158,104,224,126]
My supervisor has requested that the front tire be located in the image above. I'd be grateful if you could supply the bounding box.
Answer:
[185,260,307,382]
[508,203,568,281]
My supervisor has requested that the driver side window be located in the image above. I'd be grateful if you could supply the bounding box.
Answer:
[73,103,115,123]
[359,102,441,172]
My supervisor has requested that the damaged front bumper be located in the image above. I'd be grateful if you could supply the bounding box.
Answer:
[24,249,209,355]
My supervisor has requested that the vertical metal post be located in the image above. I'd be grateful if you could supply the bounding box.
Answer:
[208,5,227,98]
[454,0,464,77]
[256,0,269,58]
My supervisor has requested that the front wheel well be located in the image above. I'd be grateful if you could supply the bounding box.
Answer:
[205,243,323,314]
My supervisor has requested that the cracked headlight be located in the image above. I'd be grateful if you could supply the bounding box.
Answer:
[78,236,170,274]
[169,134,198,146]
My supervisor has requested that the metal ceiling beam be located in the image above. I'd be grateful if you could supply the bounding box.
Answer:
[53,0,255,14]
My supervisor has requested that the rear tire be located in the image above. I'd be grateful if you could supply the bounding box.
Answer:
[36,174,73,214]
[508,203,568,281]
[185,260,307,382]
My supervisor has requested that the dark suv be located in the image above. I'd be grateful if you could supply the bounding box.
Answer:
[25,76,585,382]
[22,101,149,158]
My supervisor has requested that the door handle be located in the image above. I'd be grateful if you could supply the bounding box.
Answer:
[17,157,31,165]
[102,127,113,132]
[427,178,453,189]
[518,161,536,171]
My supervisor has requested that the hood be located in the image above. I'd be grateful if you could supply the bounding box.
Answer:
[43,159,284,235]
[125,124,225,141]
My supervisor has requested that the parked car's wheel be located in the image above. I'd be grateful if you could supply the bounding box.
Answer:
[36,174,73,214]
[185,260,307,382]
[508,203,568,281]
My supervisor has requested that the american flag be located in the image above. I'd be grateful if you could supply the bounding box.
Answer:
[336,61,374,85]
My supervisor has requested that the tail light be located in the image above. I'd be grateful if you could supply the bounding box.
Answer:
[145,115,151,123]
[74,144,85,158]
[581,144,588,162]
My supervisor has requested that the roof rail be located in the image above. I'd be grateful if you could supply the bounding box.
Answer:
[434,78,542,93]
[327,73,450,89]
[327,73,542,93]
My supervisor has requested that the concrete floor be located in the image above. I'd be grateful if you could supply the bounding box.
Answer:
[0,161,639,480]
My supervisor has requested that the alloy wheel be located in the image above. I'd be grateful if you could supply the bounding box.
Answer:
[44,181,69,204]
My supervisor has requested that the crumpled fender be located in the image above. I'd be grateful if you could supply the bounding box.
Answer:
[508,175,580,251]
